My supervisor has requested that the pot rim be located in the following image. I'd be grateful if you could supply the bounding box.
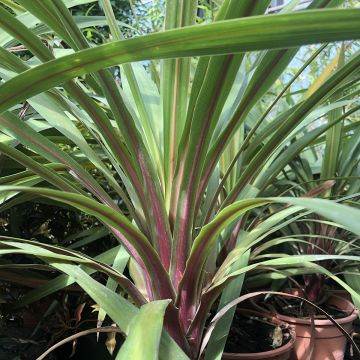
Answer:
[274,294,359,326]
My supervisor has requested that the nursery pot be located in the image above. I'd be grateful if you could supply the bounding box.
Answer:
[274,294,358,360]
[221,309,296,360]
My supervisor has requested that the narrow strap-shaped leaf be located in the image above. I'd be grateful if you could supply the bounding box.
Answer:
[100,0,165,190]
[15,244,123,308]
[344,270,360,309]
[193,257,360,356]
[0,47,28,72]
[35,0,172,267]
[204,248,250,360]
[28,92,136,212]
[338,126,360,176]
[0,64,124,202]
[0,111,116,209]
[5,238,189,359]
[243,98,356,163]
[201,48,297,201]
[0,165,63,186]
[0,186,176,300]
[0,6,140,203]
[200,1,345,210]
[320,44,345,194]
[0,239,189,359]
[98,246,130,327]
[177,198,268,331]
[162,0,197,208]
[178,196,360,333]
[116,300,170,360]
[211,256,360,304]
[199,283,360,357]
[29,15,133,39]
[215,192,360,284]
[0,238,145,305]
[0,5,148,228]
[170,0,271,288]
[202,43,328,224]
[0,0,25,13]
[215,207,322,283]
[1,10,360,114]
[180,0,271,154]
[0,142,82,193]
[50,260,138,329]
[255,104,360,191]
[223,51,360,206]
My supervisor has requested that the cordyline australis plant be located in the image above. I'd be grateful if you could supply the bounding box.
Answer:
[0,0,360,359]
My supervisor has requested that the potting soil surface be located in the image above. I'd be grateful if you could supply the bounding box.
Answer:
[224,312,291,353]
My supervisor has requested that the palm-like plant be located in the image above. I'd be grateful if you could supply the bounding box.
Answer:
[0,1,360,359]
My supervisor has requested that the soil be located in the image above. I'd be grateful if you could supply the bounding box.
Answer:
[224,311,292,353]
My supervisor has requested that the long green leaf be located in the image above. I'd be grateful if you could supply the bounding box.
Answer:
[0,142,82,193]
[162,0,197,208]
[15,244,123,308]
[0,111,117,208]
[170,0,271,289]
[0,186,175,300]
[0,5,145,223]
[18,0,173,267]
[199,1,344,208]
[0,240,188,360]
[321,44,344,190]
[204,247,250,360]
[255,104,360,191]
[1,10,360,115]
[178,195,360,335]
[224,50,360,206]
[116,300,170,360]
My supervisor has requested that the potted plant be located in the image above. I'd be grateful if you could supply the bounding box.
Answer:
[245,213,359,360]
[248,285,358,360]
[0,1,359,359]
[246,184,360,359]
[242,63,360,357]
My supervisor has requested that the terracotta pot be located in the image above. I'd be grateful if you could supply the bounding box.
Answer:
[275,294,358,360]
[221,309,296,360]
